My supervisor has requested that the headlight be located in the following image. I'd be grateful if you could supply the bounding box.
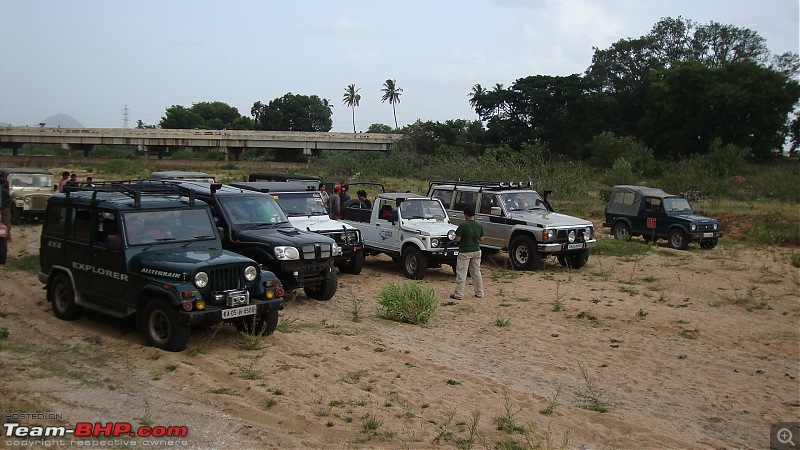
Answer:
[447,230,456,241]
[585,227,593,240]
[275,246,300,260]
[713,223,719,230]
[194,271,209,288]
[542,229,556,241]
[244,265,258,282]
[332,242,342,256]
[431,238,440,248]
[690,223,697,231]
[568,231,576,243]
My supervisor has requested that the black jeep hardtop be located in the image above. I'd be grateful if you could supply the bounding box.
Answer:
[603,185,723,250]
[38,182,285,351]
[157,180,340,300]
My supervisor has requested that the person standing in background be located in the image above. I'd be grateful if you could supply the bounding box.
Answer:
[57,171,69,193]
[319,184,329,204]
[0,172,11,241]
[328,185,342,220]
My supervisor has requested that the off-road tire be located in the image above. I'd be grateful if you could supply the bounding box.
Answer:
[668,229,689,250]
[49,274,83,320]
[699,238,718,250]
[400,246,428,279]
[341,251,365,275]
[304,269,338,301]
[612,222,632,241]
[509,235,541,270]
[557,249,589,269]
[235,310,279,336]
[142,297,190,352]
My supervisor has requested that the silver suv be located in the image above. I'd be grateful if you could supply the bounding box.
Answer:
[427,181,595,270]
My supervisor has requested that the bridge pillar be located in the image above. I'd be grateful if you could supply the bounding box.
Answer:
[225,147,244,162]
[142,145,168,159]
[0,142,24,156]
[303,147,321,157]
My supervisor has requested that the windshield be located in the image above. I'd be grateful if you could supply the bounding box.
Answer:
[271,191,327,217]
[663,197,694,214]
[219,194,288,227]
[9,173,52,188]
[124,208,216,246]
[500,192,546,212]
[399,199,447,220]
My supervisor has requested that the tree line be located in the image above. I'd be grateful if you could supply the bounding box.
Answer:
[150,17,799,161]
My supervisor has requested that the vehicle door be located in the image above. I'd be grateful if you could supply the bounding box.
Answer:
[641,197,668,238]
[449,189,477,226]
[476,193,505,249]
[362,198,397,252]
[64,205,95,294]
[90,210,130,310]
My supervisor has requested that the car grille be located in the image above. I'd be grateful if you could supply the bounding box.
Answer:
[30,195,49,211]
[696,223,716,232]
[322,230,360,245]
[301,243,332,260]
[207,266,244,291]
[556,228,590,243]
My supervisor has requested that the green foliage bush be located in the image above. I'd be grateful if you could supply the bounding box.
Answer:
[96,159,148,177]
[605,158,636,186]
[377,281,438,325]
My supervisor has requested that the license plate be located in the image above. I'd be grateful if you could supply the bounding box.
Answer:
[703,233,714,238]
[222,305,256,319]
[567,243,584,250]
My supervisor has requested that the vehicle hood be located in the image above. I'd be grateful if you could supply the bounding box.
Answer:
[668,213,718,223]
[235,226,334,246]
[400,220,457,236]
[131,248,253,281]
[509,211,594,228]
[12,186,52,195]
[288,215,358,233]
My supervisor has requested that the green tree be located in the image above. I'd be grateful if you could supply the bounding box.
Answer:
[159,105,205,129]
[639,61,800,159]
[342,84,361,133]
[381,79,403,129]
[189,101,241,129]
[366,123,394,133]
[251,93,333,132]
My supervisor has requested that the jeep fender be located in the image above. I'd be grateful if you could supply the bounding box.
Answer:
[253,270,281,297]
[137,284,182,310]
[43,266,85,304]
[508,229,537,250]
[612,218,633,231]
[239,248,275,268]
[401,238,427,255]
[666,224,689,236]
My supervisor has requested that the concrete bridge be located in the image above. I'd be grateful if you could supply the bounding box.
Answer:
[0,127,402,160]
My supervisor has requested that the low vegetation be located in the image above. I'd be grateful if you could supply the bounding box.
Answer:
[376,280,438,325]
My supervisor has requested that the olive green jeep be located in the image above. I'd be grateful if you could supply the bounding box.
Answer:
[38,182,285,351]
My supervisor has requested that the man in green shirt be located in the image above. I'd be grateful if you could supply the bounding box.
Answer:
[451,205,484,299]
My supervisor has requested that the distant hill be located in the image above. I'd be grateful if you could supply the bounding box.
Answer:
[41,114,84,128]
[0,122,10,127]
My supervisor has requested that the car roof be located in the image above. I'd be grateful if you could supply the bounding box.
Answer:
[611,185,675,198]
[53,191,206,211]
[229,181,315,193]
[162,180,272,197]
[429,180,537,193]
[377,193,429,200]
[0,167,52,175]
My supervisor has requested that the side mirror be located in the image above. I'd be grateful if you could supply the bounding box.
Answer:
[106,234,121,250]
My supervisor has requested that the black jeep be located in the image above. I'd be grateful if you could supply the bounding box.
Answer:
[38,182,285,352]
[603,185,723,250]
[156,181,340,300]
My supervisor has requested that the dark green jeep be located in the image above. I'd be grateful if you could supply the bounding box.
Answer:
[38,183,285,351]
[603,185,723,250]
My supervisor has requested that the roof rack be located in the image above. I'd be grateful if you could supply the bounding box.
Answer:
[66,180,196,208]
[428,180,534,192]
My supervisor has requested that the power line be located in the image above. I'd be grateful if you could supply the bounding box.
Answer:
[122,105,130,128]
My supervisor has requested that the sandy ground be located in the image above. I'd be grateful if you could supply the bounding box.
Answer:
[0,222,798,450]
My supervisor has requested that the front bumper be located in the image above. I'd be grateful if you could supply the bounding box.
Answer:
[275,260,335,289]
[689,231,723,241]
[428,247,459,263]
[179,298,283,326]
[539,239,596,253]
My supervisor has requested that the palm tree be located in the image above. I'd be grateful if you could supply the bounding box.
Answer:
[380,79,403,129]
[342,84,361,133]
[468,83,487,117]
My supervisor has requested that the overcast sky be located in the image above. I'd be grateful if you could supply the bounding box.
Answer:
[0,0,797,132]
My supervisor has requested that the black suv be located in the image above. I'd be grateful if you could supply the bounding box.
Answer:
[38,183,285,352]
[603,185,723,250]
[230,181,365,275]
[159,181,340,300]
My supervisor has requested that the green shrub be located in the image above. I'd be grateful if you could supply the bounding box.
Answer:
[377,281,438,325]
[605,157,636,186]
[96,159,148,177]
